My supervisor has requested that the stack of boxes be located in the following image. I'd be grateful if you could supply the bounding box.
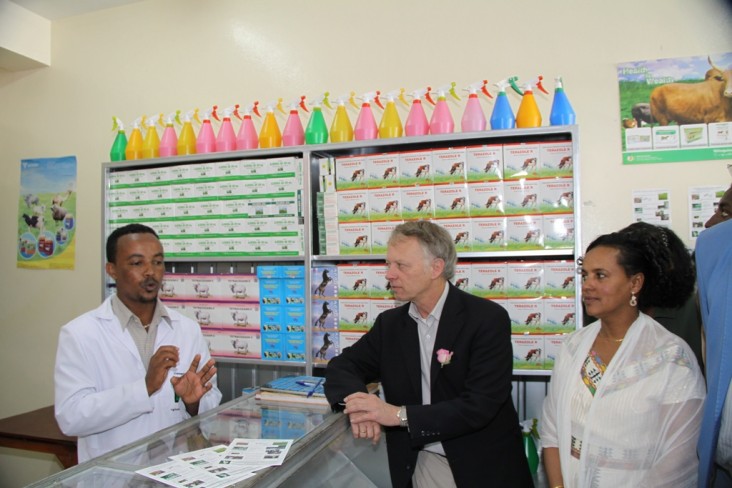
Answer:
[258,265,307,362]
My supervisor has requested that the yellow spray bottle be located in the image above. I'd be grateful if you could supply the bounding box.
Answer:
[329,92,357,143]
[510,75,549,128]
[125,117,144,160]
[378,88,408,139]
[141,114,162,159]
[177,109,198,155]
[259,99,285,149]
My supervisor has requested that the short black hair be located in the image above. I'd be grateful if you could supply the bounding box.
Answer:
[106,224,159,264]
[586,222,695,311]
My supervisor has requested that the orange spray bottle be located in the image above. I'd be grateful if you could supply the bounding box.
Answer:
[177,109,198,155]
[236,101,260,150]
[125,117,144,160]
[378,89,408,139]
[329,92,357,143]
[282,96,309,147]
[510,76,549,128]
[141,114,161,159]
[429,83,461,135]
[259,99,285,149]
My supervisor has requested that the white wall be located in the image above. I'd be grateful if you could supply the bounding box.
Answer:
[0,0,730,485]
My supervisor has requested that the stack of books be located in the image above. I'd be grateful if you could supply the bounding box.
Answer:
[255,375,329,407]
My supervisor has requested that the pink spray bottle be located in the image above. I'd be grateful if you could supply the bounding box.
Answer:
[236,101,260,150]
[429,82,461,135]
[354,91,382,141]
[214,104,239,152]
[461,80,493,132]
[196,106,217,154]
[282,96,309,146]
[404,86,433,137]
[159,111,180,158]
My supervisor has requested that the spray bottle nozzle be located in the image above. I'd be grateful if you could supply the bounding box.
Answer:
[433,82,461,102]
[112,116,125,131]
[161,110,181,127]
[217,104,240,121]
[464,80,493,99]
[508,76,523,96]
[287,96,309,113]
[239,101,260,118]
[535,75,549,95]
[357,90,383,109]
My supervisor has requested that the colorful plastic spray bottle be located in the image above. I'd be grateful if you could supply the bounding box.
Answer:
[354,91,382,141]
[214,104,239,152]
[282,96,309,146]
[125,117,144,160]
[110,117,127,161]
[329,92,356,143]
[177,109,198,155]
[159,111,180,158]
[236,102,260,150]
[490,79,516,130]
[549,76,576,126]
[259,99,285,149]
[141,114,161,159]
[404,87,432,137]
[429,83,461,135]
[461,80,492,132]
[378,89,408,139]
[305,92,331,145]
[510,76,549,128]
[196,106,217,154]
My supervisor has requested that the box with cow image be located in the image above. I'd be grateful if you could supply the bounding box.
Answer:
[370,221,403,255]
[469,261,508,299]
[338,222,371,255]
[335,155,368,191]
[433,184,470,219]
[543,334,568,370]
[370,299,402,324]
[540,178,574,214]
[505,299,544,335]
[542,298,577,334]
[503,142,541,181]
[539,141,574,178]
[432,147,467,185]
[503,180,540,215]
[506,261,544,299]
[368,188,402,222]
[340,331,365,352]
[367,264,392,299]
[511,335,544,370]
[439,218,473,252]
[466,144,503,182]
[450,262,472,293]
[543,214,574,250]
[337,264,371,299]
[339,299,371,332]
[399,149,433,186]
[468,181,504,217]
[311,299,338,331]
[366,153,400,188]
[709,122,732,146]
[261,332,285,361]
[157,275,221,301]
[471,217,507,252]
[506,215,544,251]
[337,189,369,223]
[311,265,337,299]
[544,261,577,298]
[401,186,435,220]
[311,331,338,365]
[201,330,262,360]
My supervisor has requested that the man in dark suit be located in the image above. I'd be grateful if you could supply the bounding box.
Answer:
[325,220,533,488]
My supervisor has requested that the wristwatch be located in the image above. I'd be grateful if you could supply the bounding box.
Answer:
[396,406,408,428]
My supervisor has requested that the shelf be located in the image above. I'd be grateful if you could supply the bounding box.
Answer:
[312,249,575,262]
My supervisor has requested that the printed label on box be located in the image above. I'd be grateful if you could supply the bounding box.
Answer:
[368,188,402,222]
[506,215,543,251]
[503,143,542,180]
[512,336,544,370]
[468,181,504,217]
[544,261,577,298]
[543,335,567,369]
[439,218,473,252]
[540,179,574,214]
[339,299,371,332]
[368,265,393,299]
[470,262,508,298]
[505,299,544,334]
[539,141,573,178]
[337,264,370,299]
[338,222,371,255]
[367,153,400,188]
[337,190,369,223]
[504,180,540,215]
[434,184,470,219]
[466,145,503,182]
[335,155,368,191]
[432,148,467,184]
[543,298,577,334]
[399,150,433,186]
[401,186,435,221]
[450,263,471,292]
[471,217,507,252]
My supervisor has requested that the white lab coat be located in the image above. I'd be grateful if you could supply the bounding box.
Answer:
[54,296,222,463]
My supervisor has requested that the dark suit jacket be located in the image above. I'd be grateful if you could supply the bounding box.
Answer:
[325,283,533,488]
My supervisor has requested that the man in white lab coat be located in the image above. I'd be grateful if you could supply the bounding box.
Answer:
[54,224,222,462]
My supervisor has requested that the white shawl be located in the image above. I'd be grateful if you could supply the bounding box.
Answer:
[541,313,705,487]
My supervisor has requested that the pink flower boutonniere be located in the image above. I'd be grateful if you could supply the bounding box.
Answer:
[436,349,453,368]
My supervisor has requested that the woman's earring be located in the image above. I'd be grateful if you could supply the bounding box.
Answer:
[630,292,638,307]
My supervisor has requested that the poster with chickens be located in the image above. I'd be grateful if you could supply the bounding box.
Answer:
[618,52,732,164]
[18,156,77,269]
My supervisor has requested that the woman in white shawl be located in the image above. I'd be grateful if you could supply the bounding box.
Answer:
[541,223,705,488]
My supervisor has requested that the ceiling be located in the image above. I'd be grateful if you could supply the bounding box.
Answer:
[9,0,144,20]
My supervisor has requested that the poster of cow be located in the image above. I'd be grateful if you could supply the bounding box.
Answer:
[617,52,732,165]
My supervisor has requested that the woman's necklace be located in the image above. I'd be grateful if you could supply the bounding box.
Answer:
[600,329,624,343]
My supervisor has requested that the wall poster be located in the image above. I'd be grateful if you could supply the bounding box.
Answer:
[17,156,77,270]
[618,52,732,165]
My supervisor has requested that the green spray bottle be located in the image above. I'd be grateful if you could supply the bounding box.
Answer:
[305,92,332,145]
[110,116,127,161]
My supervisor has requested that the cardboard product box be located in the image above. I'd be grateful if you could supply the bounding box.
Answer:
[192,219,220,237]
[170,183,196,201]
[368,188,402,222]
[506,261,544,299]
[148,203,175,220]
[311,265,338,299]
[177,274,222,300]
[709,122,732,146]
[312,299,338,331]
[162,237,196,257]
[219,302,261,331]
[368,264,393,299]
[540,178,574,214]
[503,179,540,215]
[204,330,262,359]
[680,124,709,147]
[400,186,435,221]
[434,184,470,219]
[108,204,131,222]
[543,335,568,370]
[283,332,308,362]
[221,274,260,302]
[193,181,219,199]
[267,196,299,218]
[240,158,269,176]
[149,220,175,239]
[261,332,284,361]
[240,178,270,198]
[215,160,243,178]
[193,238,220,255]
[366,153,400,188]
[174,201,198,219]
[337,190,369,223]
[339,331,365,352]
[506,215,543,251]
[652,125,680,149]
[339,299,371,332]
[512,335,544,370]
[168,164,192,182]
[438,218,473,252]
[259,278,283,305]
[543,214,574,250]
[221,199,249,216]
[468,181,504,217]
[148,185,172,201]
[337,264,371,299]
[126,187,149,204]
[432,147,467,185]
[196,201,223,219]
[505,298,544,334]
[126,203,154,221]
[539,141,574,178]
[282,264,306,280]
[466,144,504,182]
[115,169,148,186]
[335,155,368,191]
[370,221,403,255]
[338,222,371,255]
[268,156,299,175]
[471,217,507,252]
[282,279,306,305]
[503,142,541,180]
[189,162,218,179]
[370,299,402,322]
[107,188,127,205]
[450,262,472,293]
[148,166,173,184]
[311,331,338,364]
[257,265,283,279]
[470,261,508,299]
[218,180,245,198]
[543,261,577,298]
[159,299,198,324]
[543,298,577,334]
[260,304,283,332]
[399,149,433,186]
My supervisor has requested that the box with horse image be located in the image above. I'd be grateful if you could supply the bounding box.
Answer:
[311,331,338,364]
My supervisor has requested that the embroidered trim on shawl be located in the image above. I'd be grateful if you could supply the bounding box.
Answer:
[581,350,606,396]
[602,343,691,394]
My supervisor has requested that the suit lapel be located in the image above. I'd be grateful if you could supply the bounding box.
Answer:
[431,284,465,381]
[398,309,424,401]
